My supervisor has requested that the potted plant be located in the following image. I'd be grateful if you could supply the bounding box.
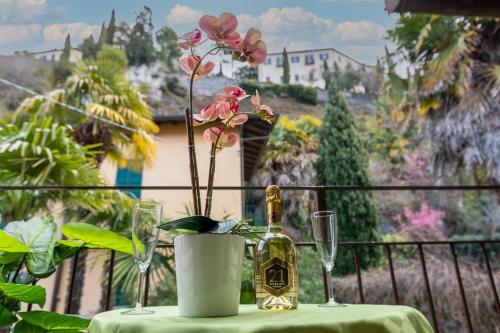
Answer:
[158,12,274,317]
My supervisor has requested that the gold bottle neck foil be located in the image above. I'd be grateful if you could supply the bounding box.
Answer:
[266,185,281,223]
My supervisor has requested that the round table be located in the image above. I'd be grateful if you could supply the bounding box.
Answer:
[89,304,434,333]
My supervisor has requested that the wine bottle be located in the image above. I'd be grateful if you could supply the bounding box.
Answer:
[254,185,298,310]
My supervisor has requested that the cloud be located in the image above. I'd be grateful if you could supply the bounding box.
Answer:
[0,24,41,44]
[43,23,99,44]
[257,7,333,34]
[165,5,386,65]
[0,0,63,24]
[333,20,386,43]
[166,4,203,26]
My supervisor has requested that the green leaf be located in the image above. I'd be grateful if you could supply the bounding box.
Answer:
[211,219,239,233]
[0,230,30,253]
[0,252,23,265]
[61,223,132,255]
[52,243,79,266]
[4,216,57,276]
[158,216,241,234]
[158,215,218,233]
[56,240,84,248]
[14,320,44,333]
[0,282,46,307]
[0,304,18,327]
[18,311,90,330]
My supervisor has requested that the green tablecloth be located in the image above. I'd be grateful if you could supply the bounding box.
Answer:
[89,304,434,333]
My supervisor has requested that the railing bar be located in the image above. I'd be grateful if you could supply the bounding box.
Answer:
[417,244,439,333]
[66,248,79,314]
[105,250,116,311]
[480,242,500,313]
[385,244,400,305]
[154,239,500,249]
[27,281,36,312]
[1,185,500,191]
[450,243,473,333]
[144,267,151,307]
[352,245,365,304]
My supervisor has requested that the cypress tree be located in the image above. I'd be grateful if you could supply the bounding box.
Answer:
[322,59,331,89]
[61,33,71,62]
[97,22,107,47]
[282,46,290,84]
[315,83,381,275]
[106,9,116,44]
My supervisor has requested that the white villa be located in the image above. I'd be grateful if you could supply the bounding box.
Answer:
[257,48,375,89]
[29,48,82,63]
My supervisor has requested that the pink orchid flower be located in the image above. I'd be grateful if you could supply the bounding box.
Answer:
[203,127,238,148]
[217,101,233,119]
[240,28,268,66]
[180,55,215,80]
[214,86,248,103]
[251,90,261,107]
[224,113,248,127]
[177,28,202,50]
[198,12,240,46]
[251,91,275,124]
[201,104,219,122]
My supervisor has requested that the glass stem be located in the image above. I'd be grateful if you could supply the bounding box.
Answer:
[135,271,145,310]
[325,268,336,303]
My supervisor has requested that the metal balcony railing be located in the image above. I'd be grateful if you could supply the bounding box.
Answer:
[3,185,499,333]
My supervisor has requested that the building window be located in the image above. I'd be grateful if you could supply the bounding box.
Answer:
[319,53,329,61]
[276,57,283,67]
[305,54,315,65]
[266,76,271,82]
[116,162,143,199]
[291,56,300,63]
[280,76,284,83]
[264,58,271,65]
[309,70,315,81]
[294,74,299,82]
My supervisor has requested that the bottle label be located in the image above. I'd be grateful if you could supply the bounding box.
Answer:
[260,257,293,296]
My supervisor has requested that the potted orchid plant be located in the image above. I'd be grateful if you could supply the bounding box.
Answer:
[158,12,274,317]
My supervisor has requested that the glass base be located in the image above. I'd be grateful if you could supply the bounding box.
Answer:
[319,301,347,307]
[121,304,155,315]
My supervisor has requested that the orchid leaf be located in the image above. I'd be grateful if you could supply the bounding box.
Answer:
[158,215,218,233]
[158,216,240,234]
[211,219,239,233]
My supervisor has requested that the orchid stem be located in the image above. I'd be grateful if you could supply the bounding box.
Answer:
[203,112,240,217]
[186,46,221,215]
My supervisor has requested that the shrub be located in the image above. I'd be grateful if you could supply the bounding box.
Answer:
[336,256,500,333]
[240,80,317,105]
[315,83,381,275]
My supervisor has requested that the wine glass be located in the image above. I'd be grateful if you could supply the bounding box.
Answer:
[311,211,346,307]
[122,202,162,315]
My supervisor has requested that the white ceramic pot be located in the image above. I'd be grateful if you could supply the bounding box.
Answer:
[174,233,245,317]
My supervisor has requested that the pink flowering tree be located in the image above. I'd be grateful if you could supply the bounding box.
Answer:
[176,13,275,217]
[393,201,446,240]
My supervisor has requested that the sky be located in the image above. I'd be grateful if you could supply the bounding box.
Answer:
[0,0,398,65]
